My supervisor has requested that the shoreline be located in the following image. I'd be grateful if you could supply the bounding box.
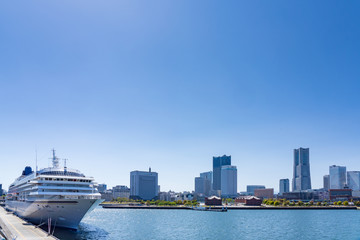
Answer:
[101,204,358,210]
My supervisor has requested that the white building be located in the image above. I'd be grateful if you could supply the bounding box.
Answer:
[347,171,360,191]
[221,165,237,198]
[113,185,130,199]
[329,165,346,189]
[130,168,158,200]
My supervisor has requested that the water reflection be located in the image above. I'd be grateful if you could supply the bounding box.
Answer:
[42,222,109,240]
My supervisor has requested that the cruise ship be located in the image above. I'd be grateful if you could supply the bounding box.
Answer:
[5,150,103,229]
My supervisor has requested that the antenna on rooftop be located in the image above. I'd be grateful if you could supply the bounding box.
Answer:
[35,148,38,175]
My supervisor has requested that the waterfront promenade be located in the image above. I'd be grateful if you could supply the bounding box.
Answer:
[0,207,58,240]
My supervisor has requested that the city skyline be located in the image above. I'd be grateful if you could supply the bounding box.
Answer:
[1,1,360,193]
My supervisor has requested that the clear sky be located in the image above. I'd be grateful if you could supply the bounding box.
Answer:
[1,1,360,193]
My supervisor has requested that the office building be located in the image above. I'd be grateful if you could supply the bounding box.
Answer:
[195,177,205,194]
[100,189,114,201]
[113,185,130,199]
[246,185,265,195]
[254,188,274,199]
[329,165,346,189]
[347,171,360,191]
[323,175,330,190]
[97,184,107,193]
[200,171,213,185]
[130,168,158,200]
[213,155,231,191]
[279,179,290,195]
[0,184,2,196]
[195,172,212,197]
[292,148,311,191]
[221,165,237,198]
[329,189,352,201]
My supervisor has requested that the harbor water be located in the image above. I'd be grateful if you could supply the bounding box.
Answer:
[53,207,360,240]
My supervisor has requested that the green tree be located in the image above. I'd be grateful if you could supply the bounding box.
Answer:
[343,201,349,206]
[297,201,303,206]
[337,201,342,206]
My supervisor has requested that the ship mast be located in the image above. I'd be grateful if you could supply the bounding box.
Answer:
[52,149,60,168]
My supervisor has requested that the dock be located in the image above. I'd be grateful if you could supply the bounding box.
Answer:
[0,207,58,240]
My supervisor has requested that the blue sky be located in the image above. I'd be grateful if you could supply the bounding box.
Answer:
[1,1,360,193]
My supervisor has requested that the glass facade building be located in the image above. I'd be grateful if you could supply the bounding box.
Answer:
[323,175,330,190]
[130,169,158,200]
[246,185,265,195]
[347,171,360,191]
[213,155,231,191]
[292,148,311,191]
[279,179,290,194]
[221,165,237,198]
[329,165,346,189]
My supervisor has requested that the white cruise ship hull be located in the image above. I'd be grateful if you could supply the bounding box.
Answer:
[5,198,103,229]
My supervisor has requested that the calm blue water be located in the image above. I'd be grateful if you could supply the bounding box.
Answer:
[53,207,360,240]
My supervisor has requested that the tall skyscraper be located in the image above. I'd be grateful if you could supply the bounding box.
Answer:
[221,165,237,198]
[200,171,213,185]
[347,171,360,191]
[246,185,265,195]
[213,155,231,190]
[323,175,330,190]
[292,148,311,191]
[130,168,159,200]
[329,165,346,189]
[195,177,205,194]
[279,179,290,194]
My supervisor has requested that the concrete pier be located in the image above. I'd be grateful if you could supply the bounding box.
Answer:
[0,207,58,240]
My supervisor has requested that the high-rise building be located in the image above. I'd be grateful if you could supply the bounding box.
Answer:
[329,165,346,189]
[0,184,2,196]
[130,168,159,200]
[221,165,237,198]
[200,171,213,185]
[194,171,212,196]
[292,148,311,191]
[213,155,231,190]
[246,185,265,195]
[323,175,330,190]
[195,177,205,195]
[347,171,360,191]
[279,179,290,195]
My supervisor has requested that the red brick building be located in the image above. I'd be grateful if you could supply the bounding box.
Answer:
[235,196,262,206]
[205,196,222,206]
